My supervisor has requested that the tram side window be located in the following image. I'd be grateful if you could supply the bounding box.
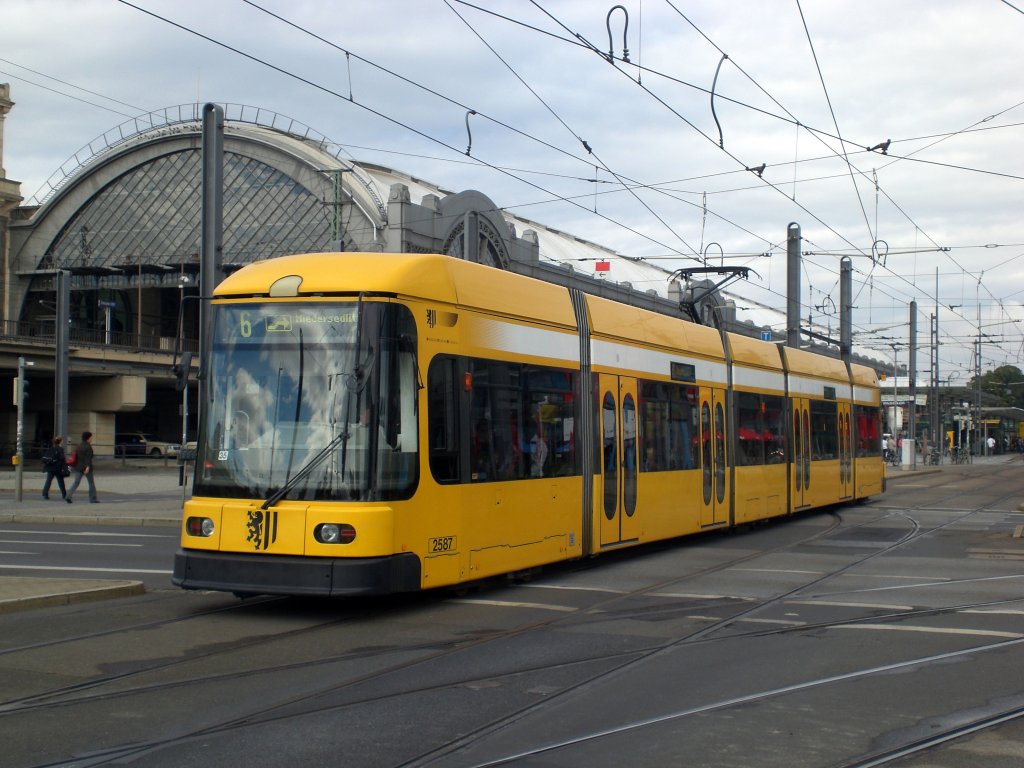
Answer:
[468,360,578,482]
[427,357,460,483]
[733,392,785,466]
[810,399,839,460]
[855,405,882,458]
[763,395,785,463]
[639,381,696,472]
[735,391,764,466]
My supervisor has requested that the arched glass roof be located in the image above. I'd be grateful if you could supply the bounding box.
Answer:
[39,150,332,273]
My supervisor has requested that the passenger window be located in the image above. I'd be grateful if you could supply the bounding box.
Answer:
[468,360,578,482]
[427,357,460,483]
[638,381,696,472]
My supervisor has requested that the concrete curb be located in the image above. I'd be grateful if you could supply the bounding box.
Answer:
[0,578,146,615]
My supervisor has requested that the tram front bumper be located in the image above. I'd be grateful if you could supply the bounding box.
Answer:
[172,549,422,596]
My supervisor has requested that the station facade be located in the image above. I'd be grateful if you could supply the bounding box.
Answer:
[1,97,717,458]
[0,92,828,459]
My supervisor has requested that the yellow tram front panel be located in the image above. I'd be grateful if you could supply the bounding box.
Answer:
[183,498,400,558]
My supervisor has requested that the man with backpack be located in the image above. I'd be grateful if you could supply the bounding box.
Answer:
[41,436,69,500]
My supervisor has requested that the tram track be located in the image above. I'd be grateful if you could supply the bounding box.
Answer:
[0,510,849,723]
[17,584,1024,768]
[11,514,912,766]
[6,472,1024,767]
[399,483,1024,766]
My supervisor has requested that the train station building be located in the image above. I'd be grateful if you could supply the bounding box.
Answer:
[0,88,875,460]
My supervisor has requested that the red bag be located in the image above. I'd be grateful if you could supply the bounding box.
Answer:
[67,450,78,468]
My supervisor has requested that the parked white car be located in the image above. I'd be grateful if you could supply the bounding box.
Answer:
[115,432,181,458]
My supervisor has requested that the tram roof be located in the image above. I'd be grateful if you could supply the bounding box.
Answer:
[213,251,578,328]
[583,293,725,360]
[727,332,784,370]
[782,345,851,382]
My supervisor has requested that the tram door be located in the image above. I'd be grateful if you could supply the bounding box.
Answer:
[699,387,730,528]
[791,397,812,510]
[598,375,641,547]
[838,402,853,499]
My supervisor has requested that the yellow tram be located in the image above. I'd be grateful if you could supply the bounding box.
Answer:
[172,252,883,596]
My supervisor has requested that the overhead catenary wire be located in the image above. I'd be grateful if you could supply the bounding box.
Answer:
[11,0,1020,371]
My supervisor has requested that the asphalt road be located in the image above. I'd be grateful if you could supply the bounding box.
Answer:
[0,522,178,590]
[2,461,1024,767]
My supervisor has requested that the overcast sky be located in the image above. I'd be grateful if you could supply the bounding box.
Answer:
[3,0,1023,378]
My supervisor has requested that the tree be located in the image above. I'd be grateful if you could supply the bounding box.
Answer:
[980,365,1024,407]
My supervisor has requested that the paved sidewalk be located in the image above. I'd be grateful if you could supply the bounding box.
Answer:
[0,460,190,613]
[0,459,190,527]
[885,450,1021,478]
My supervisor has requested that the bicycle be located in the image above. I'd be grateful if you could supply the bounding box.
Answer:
[951,446,971,464]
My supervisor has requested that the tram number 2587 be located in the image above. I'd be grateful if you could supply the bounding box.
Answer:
[429,536,457,554]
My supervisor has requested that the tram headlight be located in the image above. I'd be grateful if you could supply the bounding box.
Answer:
[315,523,356,544]
[186,517,215,537]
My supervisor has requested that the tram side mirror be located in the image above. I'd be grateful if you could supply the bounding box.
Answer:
[172,351,193,392]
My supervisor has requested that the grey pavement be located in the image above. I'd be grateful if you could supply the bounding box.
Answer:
[1,453,1020,614]
[0,459,190,613]
[0,458,189,527]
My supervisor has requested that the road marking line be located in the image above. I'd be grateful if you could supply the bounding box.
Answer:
[960,609,1024,616]
[832,624,1023,638]
[519,583,627,594]
[736,617,806,626]
[0,529,172,538]
[450,598,577,612]
[786,600,915,610]
[0,564,172,575]
[651,592,753,601]
[0,539,141,548]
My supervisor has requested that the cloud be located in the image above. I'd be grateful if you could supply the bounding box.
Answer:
[2,0,1024,375]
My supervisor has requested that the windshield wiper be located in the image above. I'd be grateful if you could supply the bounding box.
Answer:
[261,430,347,510]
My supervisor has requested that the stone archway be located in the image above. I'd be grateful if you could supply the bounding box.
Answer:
[438,190,511,269]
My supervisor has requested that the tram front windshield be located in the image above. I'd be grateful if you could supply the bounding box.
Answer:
[194,301,419,502]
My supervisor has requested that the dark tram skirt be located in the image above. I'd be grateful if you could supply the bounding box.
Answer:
[172,549,421,596]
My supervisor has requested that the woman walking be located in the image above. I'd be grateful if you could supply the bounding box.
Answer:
[66,431,99,504]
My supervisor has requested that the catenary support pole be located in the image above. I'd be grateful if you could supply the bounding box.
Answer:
[200,103,224,437]
[786,223,801,348]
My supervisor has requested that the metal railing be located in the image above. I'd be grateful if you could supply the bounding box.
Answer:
[0,319,197,354]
